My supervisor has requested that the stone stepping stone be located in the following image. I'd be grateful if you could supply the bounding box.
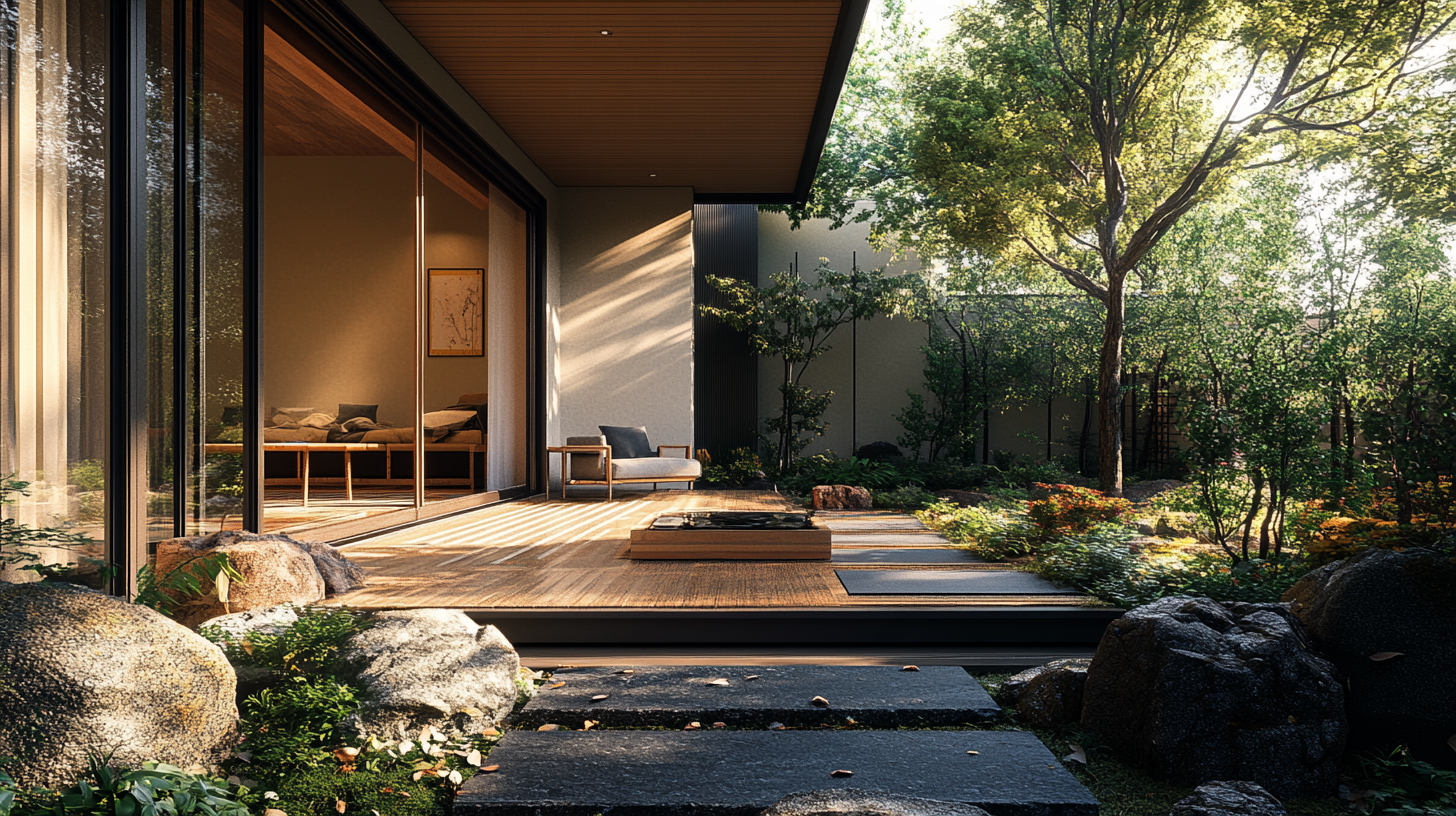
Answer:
[836,569,1081,596]
[825,517,928,531]
[832,548,986,565]
[833,532,952,546]
[515,665,999,729]
[456,730,1098,816]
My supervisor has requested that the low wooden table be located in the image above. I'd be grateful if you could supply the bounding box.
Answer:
[628,512,831,560]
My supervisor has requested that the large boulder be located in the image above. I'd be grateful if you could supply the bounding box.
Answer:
[1169,781,1286,816]
[342,609,520,739]
[1000,658,1091,728]
[0,582,239,788]
[813,485,873,511]
[1283,546,1456,767]
[1080,596,1346,798]
[759,790,990,816]
[290,539,367,596]
[197,604,304,698]
[154,531,335,627]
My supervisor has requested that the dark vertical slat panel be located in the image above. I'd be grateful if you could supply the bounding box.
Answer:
[171,0,188,538]
[692,204,759,458]
[241,0,262,532]
[110,0,149,594]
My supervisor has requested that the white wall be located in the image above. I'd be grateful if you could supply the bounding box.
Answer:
[757,207,1097,464]
[557,188,696,483]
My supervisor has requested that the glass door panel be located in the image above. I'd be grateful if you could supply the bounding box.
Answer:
[486,184,529,493]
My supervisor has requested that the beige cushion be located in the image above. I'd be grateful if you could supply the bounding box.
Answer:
[611,457,701,481]
[565,435,607,480]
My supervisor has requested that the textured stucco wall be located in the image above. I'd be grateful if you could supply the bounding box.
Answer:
[558,188,696,487]
[757,208,1094,463]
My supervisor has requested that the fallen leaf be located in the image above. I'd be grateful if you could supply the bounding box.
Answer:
[234,751,253,763]
[707,679,730,686]
[845,718,857,725]
[615,669,634,675]
[902,665,920,672]
[394,792,411,799]
[810,696,830,707]
[399,740,415,755]
[830,770,853,778]
[216,571,231,604]
[1368,652,1404,661]
[547,682,566,689]
[538,724,562,731]
[411,771,425,782]
[583,720,599,731]
[333,747,361,762]
[436,769,450,779]
[591,694,610,701]
[461,706,483,717]
[481,765,500,773]
[263,792,279,801]
[712,722,726,728]
[447,770,463,785]
[263,809,287,816]
[1063,744,1087,765]
[744,675,761,681]
[371,811,380,816]
[966,751,979,755]
[466,749,482,766]
[334,801,346,814]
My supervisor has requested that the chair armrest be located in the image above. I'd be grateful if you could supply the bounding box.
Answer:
[658,445,691,459]
[549,445,611,454]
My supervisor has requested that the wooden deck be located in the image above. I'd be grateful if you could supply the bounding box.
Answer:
[337,490,1094,611]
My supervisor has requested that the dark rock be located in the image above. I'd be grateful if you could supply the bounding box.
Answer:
[290,539,367,596]
[1008,659,1091,728]
[515,665,999,729]
[853,441,904,463]
[933,489,996,508]
[1122,479,1187,504]
[760,790,991,816]
[343,609,520,739]
[456,730,1099,816]
[999,658,1091,705]
[813,485,874,511]
[1169,781,1287,816]
[1080,596,1346,798]
[0,582,239,788]
[1284,546,1456,768]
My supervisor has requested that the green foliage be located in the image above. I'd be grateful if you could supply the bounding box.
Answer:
[202,606,370,677]
[260,767,442,816]
[0,757,255,816]
[1026,486,1132,534]
[65,461,105,494]
[917,502,1040,560]
[870,485,936,510]
[0,478,102,584]
[239,676,362,771]
[781,456,905,494]
[700,260,891,471]
[1353,747,1456,816]
[696,448,763,487]
[133,554,241,620]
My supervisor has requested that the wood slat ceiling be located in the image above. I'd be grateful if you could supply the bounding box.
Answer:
[381,0,845,194]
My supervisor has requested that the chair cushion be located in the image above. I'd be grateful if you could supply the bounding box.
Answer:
[565,435,608,480]
[600,425,653,459]
[611,457,702,481]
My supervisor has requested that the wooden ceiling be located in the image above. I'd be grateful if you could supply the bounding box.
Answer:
[380,0,850,196]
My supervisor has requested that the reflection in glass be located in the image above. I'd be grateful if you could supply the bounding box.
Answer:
[0,0,110,584]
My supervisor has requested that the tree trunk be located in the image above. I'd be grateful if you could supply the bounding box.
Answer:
[1079,377,1093,475]
[1097,280,1126,495]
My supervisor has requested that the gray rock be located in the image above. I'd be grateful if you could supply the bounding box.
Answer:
[933,489,996,508]
[0,582,239,788]
[853,442,904,463]
[1122,480,1186,504]
[343,609,520,739]
[999,658,1091,705]
[290,539,367,596]
[1169,781,1287,816]
[198,603,302,644]
[760,790,991,816]
[154,531,326,627]
[1284,546,1456,768]
[1016,660,1091,728]
[814,485,874,510]
[1080,596,1346,798]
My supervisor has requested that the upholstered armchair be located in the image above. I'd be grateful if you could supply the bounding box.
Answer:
[550,426,701,500]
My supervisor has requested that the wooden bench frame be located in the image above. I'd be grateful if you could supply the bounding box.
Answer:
[205,441,482,506]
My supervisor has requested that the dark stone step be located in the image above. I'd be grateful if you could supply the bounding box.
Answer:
[514,665,999,729]
[456,730,1098,816]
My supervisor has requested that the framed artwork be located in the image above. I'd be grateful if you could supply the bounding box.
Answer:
[428,268,485,356]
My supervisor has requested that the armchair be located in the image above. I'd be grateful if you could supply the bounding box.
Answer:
[549,428,701,500]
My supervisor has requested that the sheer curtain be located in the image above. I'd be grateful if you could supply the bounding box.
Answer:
[487,185,528,491]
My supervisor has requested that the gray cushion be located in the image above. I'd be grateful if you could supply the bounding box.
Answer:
[600,425,653,459]
[611,457,701,481]
[565,435,607,481]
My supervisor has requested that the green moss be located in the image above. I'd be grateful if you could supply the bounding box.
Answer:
[261,767,447,816]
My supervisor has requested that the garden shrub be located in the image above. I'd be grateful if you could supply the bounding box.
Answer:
[781,455,905,493]
[917,502,1040,559]
[872,485,937,509]
[998,461,1074,488]
[1305,517,1449,567]
[696,447,763,487]
[240,675,363,771]
[1352,746,1456,816]
[0,757,255,816]
[202,606,370,677]
[261,767,443,816]
[1027,484,1132,533]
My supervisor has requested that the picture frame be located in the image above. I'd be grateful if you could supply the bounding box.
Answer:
[427,268,485,357]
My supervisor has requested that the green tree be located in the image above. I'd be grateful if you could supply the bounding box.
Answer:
[795,0,1456,493]
[1358,56,1456,224]
[701,260,890,472]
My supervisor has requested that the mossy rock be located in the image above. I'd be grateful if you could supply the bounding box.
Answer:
[262,766,447,816]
